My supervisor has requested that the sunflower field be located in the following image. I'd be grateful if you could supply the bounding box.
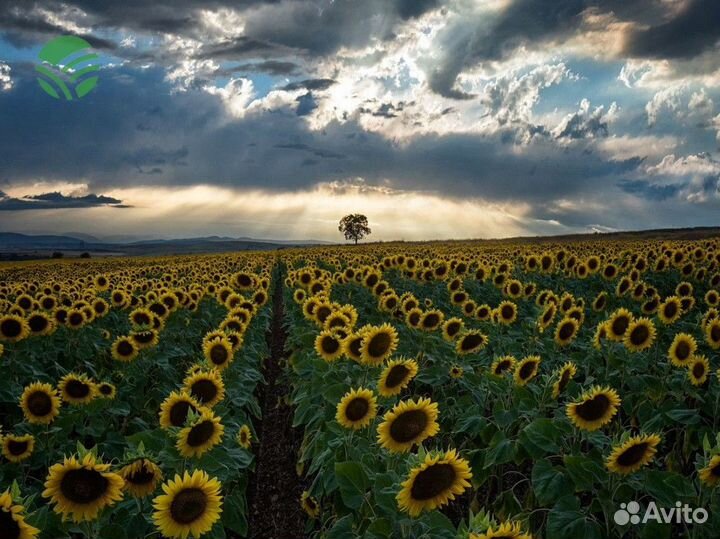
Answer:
[2,237,720,538]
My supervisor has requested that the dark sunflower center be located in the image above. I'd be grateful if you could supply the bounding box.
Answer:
[304,497,316,510]
[575,394,610,421]
[367,333,391,358]
[27,390,53,416]
[557,370,572,393]
[409,463,456,501]
[65,380,90,399]
[99,384,113,396]
[676,341,690,360]
[616,442,649,466]
[422,313,440,328]
[630,325,649,345]
[409,312,421,325]
[518,361,537,380]
[187,420,215,447]
[169,401,197,427]
[459,333,482,351]
[501,305,514,319]
[543,309,554,323]
[321,336,340,354]
[348,338,362,357]
[127,464,155,485]
[711,325,720,342]
[1,318,21,338]
[191,380,218,404]
[134,313,151,326]
[611,316,629,336]
[446,322,460,337]
[170,488,208,525]
[60,468,108,504]
[69,312,84,326]
[210,344,229,365]
[385,365,410,388]
[494,360,511,374]
[134,332,154,344]
[711,462,720,477]
[389,410,429,443]
[117,340,134,356]
[345,398,370,422]
[28,315,49,332]
[315,306,331,323]
[558,322,575,340]
[664,302,677,318]
[0,507,20,538]
[693,362,706,379]
[7,439,28,456]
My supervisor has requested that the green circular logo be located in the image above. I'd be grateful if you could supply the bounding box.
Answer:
[36,35,99,100]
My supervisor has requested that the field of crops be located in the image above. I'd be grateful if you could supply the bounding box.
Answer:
[2,237,720,539]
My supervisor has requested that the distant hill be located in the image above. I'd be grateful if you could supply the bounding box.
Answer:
[0,232,331,260]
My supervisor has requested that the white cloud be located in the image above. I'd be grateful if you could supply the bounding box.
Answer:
[0,62,12,91]
[645,83,687,126]
[688,88,714,114]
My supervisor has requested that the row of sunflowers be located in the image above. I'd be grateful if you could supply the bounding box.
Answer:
[0,253,273,538]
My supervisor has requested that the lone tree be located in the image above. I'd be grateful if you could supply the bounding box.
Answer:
[339,214,371,244]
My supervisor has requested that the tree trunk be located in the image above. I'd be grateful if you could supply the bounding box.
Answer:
[354,238,358,245]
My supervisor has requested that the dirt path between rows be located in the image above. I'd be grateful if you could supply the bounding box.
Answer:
[247,262,305,538]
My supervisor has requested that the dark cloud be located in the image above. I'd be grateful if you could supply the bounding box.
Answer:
[0,191,127,210]
[623,0,720,60]
[228,61,300,76]
[616,179,681,201]
[281,78,335,91]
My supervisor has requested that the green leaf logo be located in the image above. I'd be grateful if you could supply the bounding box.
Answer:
[36,35,99,100]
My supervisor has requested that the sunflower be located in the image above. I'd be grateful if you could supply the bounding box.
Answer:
[0,489,40,539]
[699,455,720,487]
[159,391,204,429]
[120,458,163,498]
[471,521,532,539]
[176,408,224,458]
[65,309,86,329]
[237,425,253,449]
[706,319,720,350]
[623,318,656,352]
[606,433,661,475]
[491,355,516,376]
[455,330,488,355]
[58,373,96,406]
[315,330,344,362]
[43,453,124,522]
[359,324,398,366]
[378,358,418,397]
[688,355,710,386]
[131,329,159,350]
[202,336,234,370]
[449,365,464,379]
[442,318,464,341]
[183,370,225,408]
[554,317,579,346]
[496,301,517,324]
[396,448,472,517]
[336,387,377,430]
[152,470,222,539]
[514,356,541,386]
[0,314,29,343]
[658,296,682,324]
[111,336,139,362]
[552,362,577,398]
[537,304,556,331]
[420,309,445,332]
[300,491,320,519]
[606,308,634,341]
[26,312,55,336]
[97,382,116,399]
[342,333,364,362]
[19,382,61,424]
[377,397,439,453]
[566,386,621,431]
[2,434,35,463]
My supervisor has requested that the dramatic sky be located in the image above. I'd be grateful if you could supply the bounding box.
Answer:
[0,0,719,241]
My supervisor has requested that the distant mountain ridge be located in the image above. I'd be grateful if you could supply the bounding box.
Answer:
[0,232,332,259]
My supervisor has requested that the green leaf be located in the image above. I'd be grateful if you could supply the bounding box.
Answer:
[563,454,606,491]
[366,518,393,538]
[519,418,568,459]
[643,471,696,505]
[531,460,572,506]
[484,431,515,467]
[547,496,603,539]
[222,489,248,536]
[335,461,369,510]
[327,514,355,538]
[97,524,127,539]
